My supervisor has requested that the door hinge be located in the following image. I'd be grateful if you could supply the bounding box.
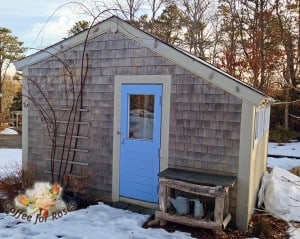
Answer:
[158,148,161,158]
[160,96,162,105]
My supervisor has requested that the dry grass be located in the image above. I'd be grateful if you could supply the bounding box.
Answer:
[0,123,9,131]
[0,164,36,201]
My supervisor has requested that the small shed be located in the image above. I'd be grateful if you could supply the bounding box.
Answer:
[16,16,272,229]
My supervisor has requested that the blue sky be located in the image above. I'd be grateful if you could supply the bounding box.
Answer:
[0,0,94,55]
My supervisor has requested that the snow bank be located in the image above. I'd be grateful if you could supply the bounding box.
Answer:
[0,128,18,135]
[258,167,300,222]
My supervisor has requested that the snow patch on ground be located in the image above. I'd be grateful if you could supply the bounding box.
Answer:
[268,142,300,158]
[0,203,194,239]
[268,142,300,170]
[0,149,22,178]
[268,157,300,170]
[0,128,18,135]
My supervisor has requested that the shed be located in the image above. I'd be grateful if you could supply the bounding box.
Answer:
[16,16,272,229]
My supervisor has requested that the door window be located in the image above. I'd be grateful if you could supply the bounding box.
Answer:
[128,94,154,140]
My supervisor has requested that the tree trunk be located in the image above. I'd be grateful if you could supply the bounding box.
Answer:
[284,88,289,130]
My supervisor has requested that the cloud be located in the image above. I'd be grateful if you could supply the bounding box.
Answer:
[30,5,93,49]
[1,60,17,80]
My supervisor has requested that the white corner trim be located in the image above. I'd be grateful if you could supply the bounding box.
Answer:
[22,68,29,169]
[236,102,255,229]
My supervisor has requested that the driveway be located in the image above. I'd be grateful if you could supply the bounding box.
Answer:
[0,134,22,148]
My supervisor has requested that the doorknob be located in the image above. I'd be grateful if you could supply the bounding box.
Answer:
[121,136,125,144]
[117,131,125,144]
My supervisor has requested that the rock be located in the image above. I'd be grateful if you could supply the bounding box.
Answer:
[290,166,300,177]
[144,219,160,228]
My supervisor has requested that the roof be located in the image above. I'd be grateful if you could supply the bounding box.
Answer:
[15,16,272,106]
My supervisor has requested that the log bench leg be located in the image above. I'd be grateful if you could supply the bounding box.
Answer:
[158,179,168,226]
[214,196,225,232]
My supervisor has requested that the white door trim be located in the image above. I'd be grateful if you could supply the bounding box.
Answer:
[112,75,171,202]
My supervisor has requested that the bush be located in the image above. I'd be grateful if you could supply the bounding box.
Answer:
[269,125,300,143]
[252,218,273,238]
[0,164,35,201]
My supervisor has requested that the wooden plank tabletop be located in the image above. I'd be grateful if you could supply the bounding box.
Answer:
[158,168,236,187]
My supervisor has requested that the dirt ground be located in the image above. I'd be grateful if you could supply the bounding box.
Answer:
[144,211,291,239]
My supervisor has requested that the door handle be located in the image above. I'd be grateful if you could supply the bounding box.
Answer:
[121,136,125,144]
[117,131,125,144]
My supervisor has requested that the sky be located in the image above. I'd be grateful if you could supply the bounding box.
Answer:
[0,0,97,56]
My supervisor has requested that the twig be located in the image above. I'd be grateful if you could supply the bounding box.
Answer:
[281,176,300,186]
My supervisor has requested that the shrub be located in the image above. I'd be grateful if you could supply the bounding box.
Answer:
[269,124,299,143]
[252,218,273,238]
[0,164,35,201]
[63,167,91,198]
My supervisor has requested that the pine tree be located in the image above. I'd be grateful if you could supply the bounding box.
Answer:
[9,90,22,111]
[0,27,25,113]
[67,20,90,36]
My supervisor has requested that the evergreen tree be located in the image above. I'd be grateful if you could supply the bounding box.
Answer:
[67,20,90,36]
[0,27,25,113]
[155,5,183,45]
[9,90,22,111]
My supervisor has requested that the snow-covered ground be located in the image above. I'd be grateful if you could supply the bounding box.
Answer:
[0,203,192,239]
[268,142,300,157]
[0,149,22,178]
[0,128,18,135]
[0,140,299,238]
[268,142,300,170]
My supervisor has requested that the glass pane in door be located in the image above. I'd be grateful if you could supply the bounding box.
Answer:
[128,94,154,140]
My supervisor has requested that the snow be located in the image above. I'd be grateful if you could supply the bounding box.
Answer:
[268,142,300,158]
[0,141,299,238]
[0,203,193,239]
[0,128,18,135]
[258,167,300,222]
[0,149,22,178]
[267,142,300,170]
[268,157,300,170]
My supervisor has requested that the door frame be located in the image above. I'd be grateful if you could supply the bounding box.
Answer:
[112,75,171,205]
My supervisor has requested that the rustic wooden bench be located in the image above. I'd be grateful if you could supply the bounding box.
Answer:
[155,168,236,233]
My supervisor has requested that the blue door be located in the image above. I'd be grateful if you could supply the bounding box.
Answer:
[120,84,162,203]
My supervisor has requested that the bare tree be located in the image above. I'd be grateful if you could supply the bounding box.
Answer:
[274,0,300,129]
[170,0,219,61]
[145,0,166,32]
[112,0,145,23]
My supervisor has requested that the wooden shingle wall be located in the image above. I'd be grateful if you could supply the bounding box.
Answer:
[169,75,241,176]
[26,32,241,203]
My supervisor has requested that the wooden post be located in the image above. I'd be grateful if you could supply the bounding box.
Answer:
[224,187,229,215]
[214,196,225,232]
[158,178,167,225]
